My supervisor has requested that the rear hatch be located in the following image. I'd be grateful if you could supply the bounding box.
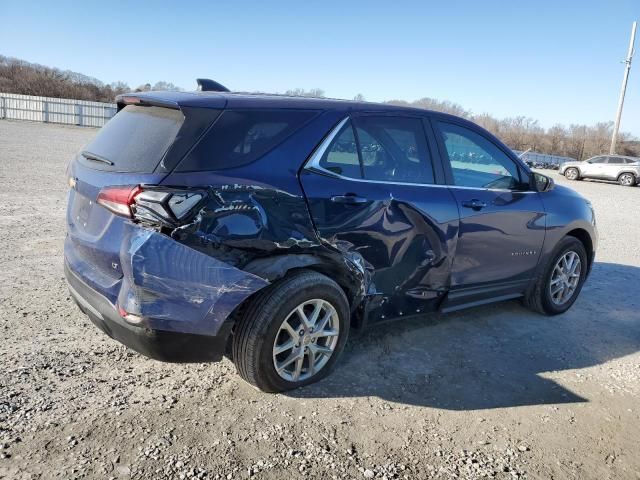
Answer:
[65,96,222,302]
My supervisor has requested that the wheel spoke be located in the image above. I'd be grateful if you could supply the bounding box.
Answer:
[282,320,299,342]
[291,355,304,381]
[274,340,295,355]
[296,306,312,329]
[315,308,334,333]
[570,259,581,276]
[312,344,333,357]
[307,348,316,376]
[276,350,300,371]
[551,283,564,295]
[308,300,323,327]
[315,328,339,338]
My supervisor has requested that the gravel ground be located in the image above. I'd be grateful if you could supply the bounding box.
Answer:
[1,119,639,480]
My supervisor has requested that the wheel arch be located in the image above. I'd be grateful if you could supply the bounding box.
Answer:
[566,228,595,274]
[617,171,637,181]
[241,253,362,307]
[223,254,364,356]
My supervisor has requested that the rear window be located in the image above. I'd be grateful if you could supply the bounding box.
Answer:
[176,109,317,171]
[80,105,184,172]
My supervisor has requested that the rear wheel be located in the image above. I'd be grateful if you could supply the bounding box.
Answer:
[524,236,588,315]
[232,270,349,392]
[618,173,636,187]
[564,167,580,181]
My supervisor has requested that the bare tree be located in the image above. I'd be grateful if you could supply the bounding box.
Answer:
[284,88,325,98]
[1,54,638,158]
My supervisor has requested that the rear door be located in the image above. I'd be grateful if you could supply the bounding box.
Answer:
[604,156,625,180]
[431,118,546,307]
[300,113,459,321]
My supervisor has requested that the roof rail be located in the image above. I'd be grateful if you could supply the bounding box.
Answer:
[196,78,230,92]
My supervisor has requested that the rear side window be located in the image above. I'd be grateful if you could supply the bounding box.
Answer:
[319,116,435,184]
[81,105,184,172]
[319,122,361,178]
[177,109,317,171]
[354,116,434,184]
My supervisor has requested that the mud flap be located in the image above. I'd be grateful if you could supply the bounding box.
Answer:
[117,223,269,336]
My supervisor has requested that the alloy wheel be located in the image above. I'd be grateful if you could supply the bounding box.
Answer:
[565,168,578,180]
[620,173,635,186]
[549,251,582,305]
[272,299,340,382]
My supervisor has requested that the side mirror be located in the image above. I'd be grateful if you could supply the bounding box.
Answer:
[531,172,554,192]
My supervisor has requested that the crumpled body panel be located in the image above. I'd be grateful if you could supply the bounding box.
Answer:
[117,223,268,336]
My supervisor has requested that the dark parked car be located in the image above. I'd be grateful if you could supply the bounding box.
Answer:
[65,88,597,392]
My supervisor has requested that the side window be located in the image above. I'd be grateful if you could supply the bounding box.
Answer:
[437,122,522,189]
[319,121,362,178]
[590,156,607,164]
[353,116,435,184]
[608,157,623,164]
[177,109,316,171]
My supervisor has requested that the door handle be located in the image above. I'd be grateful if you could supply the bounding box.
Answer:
[461,199,487,210]
[330,194,369,205]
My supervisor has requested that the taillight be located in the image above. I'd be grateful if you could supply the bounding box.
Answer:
[117,305,144,325]
[132,189,205,227]
[96,185,143,218]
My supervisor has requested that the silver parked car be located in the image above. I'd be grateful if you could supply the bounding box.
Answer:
[559,154,640,186]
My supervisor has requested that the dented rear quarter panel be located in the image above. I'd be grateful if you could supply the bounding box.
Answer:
[158,109,372,306]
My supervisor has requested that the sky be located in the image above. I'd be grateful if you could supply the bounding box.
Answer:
[1,0,639,136]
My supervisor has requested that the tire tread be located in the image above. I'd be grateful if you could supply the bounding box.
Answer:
[231,270,348,392]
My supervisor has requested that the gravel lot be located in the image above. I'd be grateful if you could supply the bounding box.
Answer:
[1,120,639,480]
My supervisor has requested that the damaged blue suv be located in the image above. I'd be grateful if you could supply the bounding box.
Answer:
[65,87,597,392]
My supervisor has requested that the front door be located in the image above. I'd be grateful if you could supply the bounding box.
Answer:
[300,114,459,321]
[431,119,546,308]
[581,156,608,178]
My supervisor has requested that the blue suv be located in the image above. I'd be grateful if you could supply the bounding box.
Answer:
[65,87,597,392]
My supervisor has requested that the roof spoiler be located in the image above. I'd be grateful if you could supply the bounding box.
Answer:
[196,78,230,92]
[115,94,180,113]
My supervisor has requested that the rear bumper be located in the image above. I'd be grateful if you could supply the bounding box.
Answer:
[65,261,232,363]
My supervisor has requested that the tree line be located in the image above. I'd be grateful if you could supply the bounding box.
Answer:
[0,55,180,103]
[1,56,637,159]
[383,97,639,160]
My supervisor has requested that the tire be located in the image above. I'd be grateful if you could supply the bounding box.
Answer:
[232,270,350,392]
[618,172,636,187]
[564,167,580,181]
[523,236,588,316]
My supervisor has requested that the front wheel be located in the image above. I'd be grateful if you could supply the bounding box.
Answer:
[232,270,350,392]
[618,173,636,187]
[564,167,580,181]
[523,236,588,315]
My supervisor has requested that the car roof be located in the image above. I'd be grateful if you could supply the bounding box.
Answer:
[121,90,451,116]
[590,154,639,161]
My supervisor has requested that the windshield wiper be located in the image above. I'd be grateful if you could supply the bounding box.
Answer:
[81,151,114,166]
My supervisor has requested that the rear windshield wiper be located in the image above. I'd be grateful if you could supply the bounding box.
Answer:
[81,151,114,166]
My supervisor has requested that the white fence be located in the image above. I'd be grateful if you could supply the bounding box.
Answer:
[0,92,116,127]
[513,150,576,165]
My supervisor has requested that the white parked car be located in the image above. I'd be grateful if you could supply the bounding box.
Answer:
[559,154,640,186]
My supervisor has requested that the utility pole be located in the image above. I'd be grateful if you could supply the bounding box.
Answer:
[610,21,637,155]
